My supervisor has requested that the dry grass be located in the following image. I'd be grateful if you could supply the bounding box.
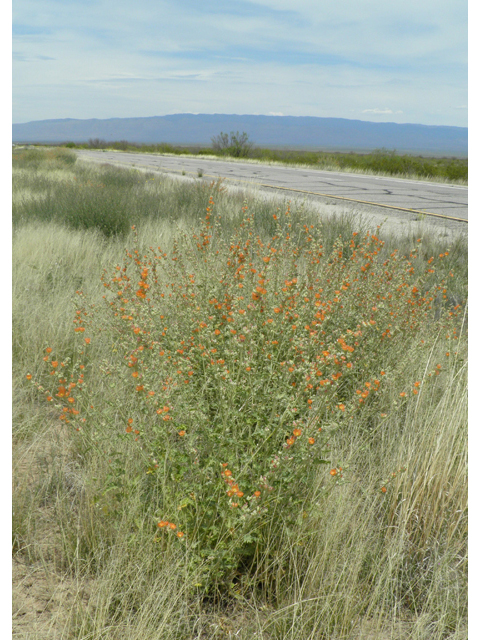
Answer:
[12,151,467,639]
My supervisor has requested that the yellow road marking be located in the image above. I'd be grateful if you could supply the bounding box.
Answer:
[160,166,468,224]
[84,157,468,225]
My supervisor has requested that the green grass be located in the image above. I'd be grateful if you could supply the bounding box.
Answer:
[13,148,467,639]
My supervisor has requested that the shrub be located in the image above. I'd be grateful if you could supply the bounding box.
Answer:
[211,131,254,158]
[28,193,465,598]
[88,138,108,149]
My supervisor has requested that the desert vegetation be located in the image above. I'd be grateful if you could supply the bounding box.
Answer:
[13,147,467,639]
[57,136,469,184]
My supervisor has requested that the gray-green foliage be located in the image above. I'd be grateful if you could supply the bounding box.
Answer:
[210,131,254,158]
[12,149,468,639]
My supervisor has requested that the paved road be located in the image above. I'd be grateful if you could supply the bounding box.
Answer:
[76,150,468,224]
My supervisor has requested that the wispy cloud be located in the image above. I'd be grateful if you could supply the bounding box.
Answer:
[362,108,404,115]
[13,51,55,62]
[12,0,467,127]
[362,108,394,115]
[12,23,52,36]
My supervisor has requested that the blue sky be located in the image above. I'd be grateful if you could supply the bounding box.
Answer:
[12,0,468,126]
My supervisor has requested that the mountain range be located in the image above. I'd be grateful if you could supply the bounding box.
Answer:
[12,113,468,157]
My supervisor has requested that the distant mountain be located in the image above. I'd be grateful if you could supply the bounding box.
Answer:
[12,113,468,156]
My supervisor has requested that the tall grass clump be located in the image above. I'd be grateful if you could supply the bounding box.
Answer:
[13,148,249,237]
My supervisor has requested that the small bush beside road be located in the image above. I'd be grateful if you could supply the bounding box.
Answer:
[58,136,468,183]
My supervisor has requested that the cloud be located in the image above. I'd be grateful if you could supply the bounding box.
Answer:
[268,112,284,116]
[12,23,52,36]
[362,108,394,114]
[12,0,467,127]
[361,109,404,116]
[13,52,55,62]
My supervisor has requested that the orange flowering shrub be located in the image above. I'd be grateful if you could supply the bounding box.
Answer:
[30,195,463,591]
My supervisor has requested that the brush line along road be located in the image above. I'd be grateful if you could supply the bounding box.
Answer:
[76,150,468,224]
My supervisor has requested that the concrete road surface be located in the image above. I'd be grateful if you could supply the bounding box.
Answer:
[76,150,468,236]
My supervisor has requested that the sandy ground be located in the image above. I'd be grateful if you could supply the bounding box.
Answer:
[12,421,92,639]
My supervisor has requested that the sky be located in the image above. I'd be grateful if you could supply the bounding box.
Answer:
[12,0,468,127]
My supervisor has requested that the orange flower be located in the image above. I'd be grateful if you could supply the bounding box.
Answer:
[177,531,184,538]
[169,522,177,530]
[178,430,186,437]
[157,521,167,527]
[293,428,302,437]
[381,487,387,493]
[84,338,91,344]
[308,437,315,445]
[330,469,338,476]
[126,426,132,433]
[337,404,345,411]
[51,361,58,368]
[26,374,32,380]
[399,391,406,397]
[224,469,232,477]
[46,347,52,353]
[254,491,261,497]
[136,385,144,392]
